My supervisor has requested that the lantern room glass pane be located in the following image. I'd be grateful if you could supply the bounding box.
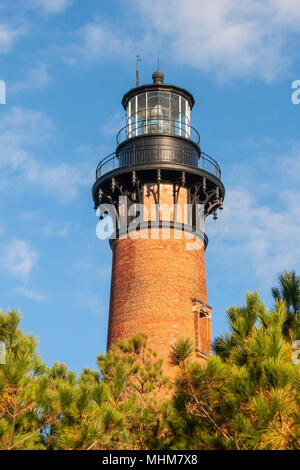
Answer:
[137,93,146,117]
[147,91,158,113]
[148,91,161,134]
[159,92,172,134]
[181,97,186,117]
[171,93,180,135]
[137,93,146,135]
[126,91,191,139]
[171,93,179,119]
[159,92,170,114]
[181,97,186,137]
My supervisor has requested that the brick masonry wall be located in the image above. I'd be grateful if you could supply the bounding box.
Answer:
[107,183,211,376]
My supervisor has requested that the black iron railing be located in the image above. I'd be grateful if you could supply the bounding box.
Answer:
[95,152,116,179]
[95,148,221,180]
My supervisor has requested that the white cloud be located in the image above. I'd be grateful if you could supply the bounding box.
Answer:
[75,262,111,280]
[65,19,135,64]
[21,211,70,237]
[0,105,53,149]
[67,1,300,81]
[1,239,37,278]
[0,106,91,201]
[57,225,69,237]
[133,0,300,81]
[206,147,300,282]
[98,112,124,138]
[0,22,26,53]
[23,159,90,201]
[15,286,47,301]
[75,292,107,316]
[28,0,73,14]
[10,63,53,94]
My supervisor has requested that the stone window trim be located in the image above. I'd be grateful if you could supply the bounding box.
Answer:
[191,297,212,318]
[191,297,212,358]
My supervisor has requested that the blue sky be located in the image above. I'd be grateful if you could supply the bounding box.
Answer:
[0,0,300,372]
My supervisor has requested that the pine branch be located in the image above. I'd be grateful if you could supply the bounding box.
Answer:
[8,426,44,450]
[86,440,97,450]
[7,394,17,449]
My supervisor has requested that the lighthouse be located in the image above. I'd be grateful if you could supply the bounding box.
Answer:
[92,70,225,375]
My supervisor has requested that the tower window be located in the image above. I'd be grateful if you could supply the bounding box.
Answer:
[192,300,212,356]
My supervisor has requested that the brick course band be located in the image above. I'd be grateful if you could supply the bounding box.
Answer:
[109,221,208,250]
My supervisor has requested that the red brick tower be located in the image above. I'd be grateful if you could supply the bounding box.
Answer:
[92,71,224,375]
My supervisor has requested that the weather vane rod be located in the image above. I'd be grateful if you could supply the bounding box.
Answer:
[136,55,141,87]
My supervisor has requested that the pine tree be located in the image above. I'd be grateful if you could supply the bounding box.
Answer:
[0,310,61,449]
[1,282,299,451]
[0,310,170,451]
[48,334,170,450]
[271,271,300,340]
[167,293,300,450]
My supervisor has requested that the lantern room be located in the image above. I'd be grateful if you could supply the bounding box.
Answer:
[120,70,195,143]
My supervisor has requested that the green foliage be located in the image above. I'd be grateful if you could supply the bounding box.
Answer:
[169,338,194,367]
[0,313,170,450]
[44,334,170,450]
[0,309,59,450]
[167,292,300,450]
[271,271,300,339]
[48,334,170,450]
[0,270,299,450]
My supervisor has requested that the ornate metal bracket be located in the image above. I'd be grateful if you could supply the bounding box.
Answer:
[188,177,223,219]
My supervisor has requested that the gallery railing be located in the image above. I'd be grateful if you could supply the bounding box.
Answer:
[95,148,221,180]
